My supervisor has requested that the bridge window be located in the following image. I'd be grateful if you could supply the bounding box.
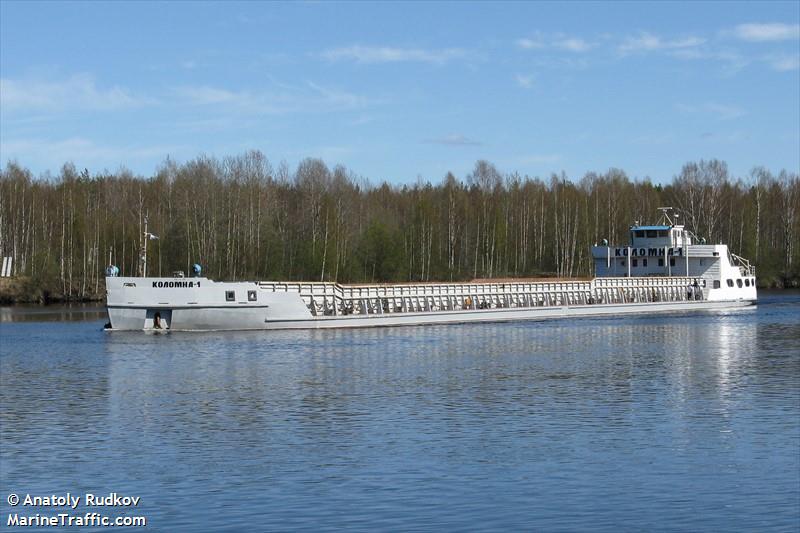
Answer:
[726,279,734,287]
[714,280,721,289]
[634,230,645,238]
[657,230,668,237]
[248,290,257,301]
[745,279,750,287]
[737,279,743,288]
[646,230,658,238]
[226,290,235,301]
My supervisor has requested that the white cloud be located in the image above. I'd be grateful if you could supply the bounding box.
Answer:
[0,75,153,112]
[517,37,545,50]
[618,32,705,54]
[698,131,750,143]
[517,33,593,53]
[515,74,535,89]
[667,47,750,75]
[734,23,800,42]
[321,45,467,64]
[173,82,371,114]
[675,102,746,120]
[306,82,367,109]
[176,86,240,105]
[0,137,184,171]
[670,47,799,73]
[766,55,800,71]
[555,38,593,52]
[423,134,483,146]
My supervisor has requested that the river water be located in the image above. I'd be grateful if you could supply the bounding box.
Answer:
[1,292,799,531]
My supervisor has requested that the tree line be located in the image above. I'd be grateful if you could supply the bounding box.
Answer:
[0,152,798,301]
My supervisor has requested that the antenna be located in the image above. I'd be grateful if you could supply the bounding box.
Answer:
[140,215,159,277]
[656,207,675,226]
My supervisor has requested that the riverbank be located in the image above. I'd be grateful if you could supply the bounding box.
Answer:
[1,274,798,305]
[0,277,103,304]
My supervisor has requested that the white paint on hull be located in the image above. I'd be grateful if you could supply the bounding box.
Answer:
[107,298,754,332]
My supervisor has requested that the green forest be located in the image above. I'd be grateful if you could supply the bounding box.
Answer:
[1,152,798,302]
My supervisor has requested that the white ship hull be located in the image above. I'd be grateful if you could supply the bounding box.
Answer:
[107,298,753,331]
[105,276,756,332]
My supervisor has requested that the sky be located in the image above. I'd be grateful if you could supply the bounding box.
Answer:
[1,1,799,184]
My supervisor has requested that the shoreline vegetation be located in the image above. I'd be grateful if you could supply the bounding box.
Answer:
[1,154,798,304]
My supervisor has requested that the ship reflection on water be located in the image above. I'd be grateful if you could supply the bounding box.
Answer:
[1,292,798,530]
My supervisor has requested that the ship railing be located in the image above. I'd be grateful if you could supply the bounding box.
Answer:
[592,276,707,303]
[257,276,708,317]
[729,253,755,277]
[312,288,593,316]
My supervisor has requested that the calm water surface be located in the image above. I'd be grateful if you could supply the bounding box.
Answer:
[2,292,799,531]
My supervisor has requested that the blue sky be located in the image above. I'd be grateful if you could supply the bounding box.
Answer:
[1,1,798,184]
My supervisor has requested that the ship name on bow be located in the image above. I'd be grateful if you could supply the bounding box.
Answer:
[152,281,201,288]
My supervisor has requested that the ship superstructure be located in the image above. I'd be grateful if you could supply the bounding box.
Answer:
[591,207,756,301]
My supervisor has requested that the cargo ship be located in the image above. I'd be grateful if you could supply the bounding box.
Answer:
[104,208,756,331]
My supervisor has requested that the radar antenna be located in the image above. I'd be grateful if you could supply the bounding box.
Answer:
[656,207,676,226]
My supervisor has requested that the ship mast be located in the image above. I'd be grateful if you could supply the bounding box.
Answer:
[656,206,676,226]
[140,215,159,277]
